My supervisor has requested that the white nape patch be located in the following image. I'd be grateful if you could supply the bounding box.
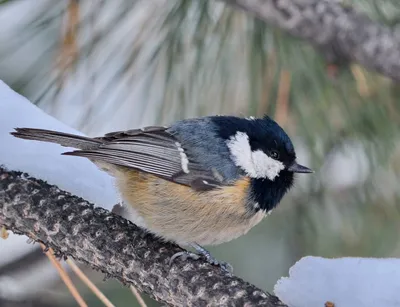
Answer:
[246,116,256,120]
[175,142,190,173]
[226,131,284,180]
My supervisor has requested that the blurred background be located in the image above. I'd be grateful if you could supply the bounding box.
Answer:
[0,0,400,306]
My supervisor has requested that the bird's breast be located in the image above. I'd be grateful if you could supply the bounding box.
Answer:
[115,169,266,246]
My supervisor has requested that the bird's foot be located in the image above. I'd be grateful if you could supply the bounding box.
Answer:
[169,243,233,275]
[204,256,233,275]
[170,251,201,265]
[191,243,233,274]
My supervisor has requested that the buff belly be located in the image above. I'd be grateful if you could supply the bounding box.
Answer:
[114,168,265,246]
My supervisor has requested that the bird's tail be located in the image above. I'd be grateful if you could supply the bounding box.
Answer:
[11,128,102,150]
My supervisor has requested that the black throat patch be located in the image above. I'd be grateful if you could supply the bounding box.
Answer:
[249,170,294,212]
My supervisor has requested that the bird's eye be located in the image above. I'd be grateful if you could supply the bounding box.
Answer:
[270,150,279,159]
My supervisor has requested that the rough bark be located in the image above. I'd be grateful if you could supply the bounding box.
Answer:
[220,0,400,81]
[0,166,287,307]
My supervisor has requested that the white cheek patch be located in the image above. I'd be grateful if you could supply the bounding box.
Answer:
[251,150,284,180]
[226,132,255,176]
[226,131,285,180]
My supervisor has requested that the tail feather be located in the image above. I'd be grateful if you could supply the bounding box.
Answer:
[11,128,102,150]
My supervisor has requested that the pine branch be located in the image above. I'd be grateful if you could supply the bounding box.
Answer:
[0,166,287,307]
[219,0,400,81]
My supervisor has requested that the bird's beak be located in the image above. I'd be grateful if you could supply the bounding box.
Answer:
[287,161,313,173]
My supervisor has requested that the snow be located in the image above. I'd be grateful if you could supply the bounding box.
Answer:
[0,80,119,209]
[274,256,400,307]
[0,80,119,266]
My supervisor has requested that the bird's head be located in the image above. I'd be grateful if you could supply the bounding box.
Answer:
[213,115,313,181]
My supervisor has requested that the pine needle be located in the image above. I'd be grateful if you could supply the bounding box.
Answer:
[350,64,370,97]
[258,51,277,117]
[53,0,80,115]
[57,0,80,74]
[274,69,291,126]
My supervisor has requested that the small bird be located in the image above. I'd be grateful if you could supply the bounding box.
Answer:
[12,115,312,272]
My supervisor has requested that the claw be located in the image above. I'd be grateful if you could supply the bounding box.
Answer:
[202,255,233,275]
[170,251,200,266]
[216,261,233,274]
[169,243,233,275]
[190,243,233,274]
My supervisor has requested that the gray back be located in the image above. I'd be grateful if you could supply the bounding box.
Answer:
[168,117,242,183]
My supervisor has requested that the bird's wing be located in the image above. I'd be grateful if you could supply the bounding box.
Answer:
[63,126,225,191]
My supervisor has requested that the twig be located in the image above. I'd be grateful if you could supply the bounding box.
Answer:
[66,258,115,307]
[0,225,8,239]
[40,244,88,307]
[130,286,148,307]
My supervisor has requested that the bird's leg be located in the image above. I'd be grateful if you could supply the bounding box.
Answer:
[170,243,233,274]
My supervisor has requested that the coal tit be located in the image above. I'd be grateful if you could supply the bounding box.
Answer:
[12,115,312,272]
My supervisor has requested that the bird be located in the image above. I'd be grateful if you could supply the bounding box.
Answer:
[11,115,313,273]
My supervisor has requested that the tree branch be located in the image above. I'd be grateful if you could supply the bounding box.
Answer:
[219,0,400,81]
[0,166,287,307]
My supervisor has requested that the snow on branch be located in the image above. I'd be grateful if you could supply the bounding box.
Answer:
[0,166,287,307]
[275,256,400,307]
[220,0,400,81]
